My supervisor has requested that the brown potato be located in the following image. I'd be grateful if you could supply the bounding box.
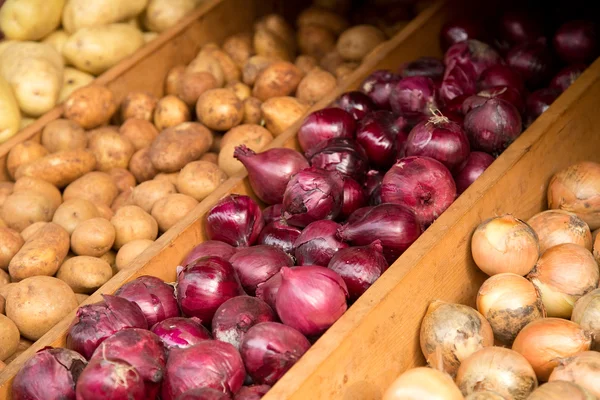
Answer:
[151,193,198,232]
[253,28,292,62]
[297,24,336,60]
[320,50,345,74]
[0,283,17,300]
[53,198,101,234]
[252,62,304,101]
[120,91,158,122]
[296,67,337,104]
[154,172,179,186]
[14,149,96,188]
[56,256,113,294]
[1,192,56,232]
[63,172,119,206]
[71,218,116,257]
[88,128,135,172]
[108,168,136,192]
[41,119,87,153]
[0,295,5,315]
[6,141,49,180]
[8,223,69,281]
[176,71,219,107]
[200,152,218,164]
[218,125,273,176]
[95,202,114,220]
[115,239,153,271]
[210,134,223,153]
[196,89,243,131]
[0,269,9,286]
[177,161,228,201]
[225,81,252,101]
[75,293,89,304]
[120,118,159,150]
[336,25,386,61]
[223,32,253,68]
[149,122,213,173]
[99,250,117,274]
[0,314,19,361]
[0,227,23,271]
[129,148,158,183]
[165,65,186,96]
[242,55,276,86]
[64,85,117,129]
[111,188,134,212]
[110,205,158,249]
[261,96,310,136]
[201,43,241,84]
[0,182,14,209]
[153,95,190,131]
[13,177,62,211]
[297,7,349,35]
[186,52,225,87]
[20,222,47,242]
[255,14,296,52]
[295,55,319,74]
[5,276,78,340]
[132,179,177,213]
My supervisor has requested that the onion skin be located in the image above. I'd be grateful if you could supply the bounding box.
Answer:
[498,11,544,45]
[234,385,271,400]
[257,220,301,255]
[444,40,502,78]
[455,347,538,400]
[571,288,600,351]
[340,177,367,220]
[527,210,592,253]
[306,138,369,182]
[389,76,438,120]
[255,271,282,311]
[506,41,553,88]
[528,381,596,400]
[524,88,560,127]
[439,60,477,103]
[229,245,293,295]
[478,65,525,94]
[297,108,356,154]
[294,220,348,266]
[150,317,211,351]
[548,351,600,397]
[454,151,494,194]
[550,64,587,93]
[512,318,592,381]
[356,111,399,170]
[177,388,231,400]
[262,204,283,225]
[205,194,265,247]
[440,18,484,50]
[466,86,525,115]
[182,241,237,266]
[553,20,598,64]
[399,57,445,82]
[76,358,146,400]
[334,91,376,121]
[382,367,463,400]
[359,70,401,110]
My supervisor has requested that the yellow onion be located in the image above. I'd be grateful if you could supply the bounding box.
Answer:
[571,288,600,350]
[476,273,545,344]
[548,161,600,230]
[471,215,540,276]
[527,210,592,253]
[420,300,494,377]
[548,351,600,397]
[512,318,592,381]
[465,391,505,400]
[382,367,463,400]
[527,243,599,318]
[527,381,596,400]
[455,347,538,400]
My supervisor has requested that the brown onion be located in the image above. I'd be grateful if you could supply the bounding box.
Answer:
[528,381,596,400]
[455,347,538,400]
[512,318,592,381]
[571,288,600,350]
[548,162,600,230]
[527,243,599,318]
[419,300,494,377]
[477,273,544,344]
[382,367,463,400]
[471,215,540,276]
[548,351,600,397]
[527,210,592,253]
[465,392,505,400]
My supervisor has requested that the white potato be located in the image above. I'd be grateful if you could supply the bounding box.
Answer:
[0,76,21,144]
[143,0,198,33]
[42,30,70,64]
[62,0,149,34]
[59,68,95,103]
[0,0,65,41]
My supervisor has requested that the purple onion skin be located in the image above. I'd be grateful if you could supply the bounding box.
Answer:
[389,76,438,119]
[229,245,293,295]
[150,317,211,351]
[439,60,477,103]
[553,20,598,64]
[550,64,587,93]
[240,322,310,385]
[161,341,246,400]
[364,170,383,199]
[399,57,445,82]
[443,94,469,115]
[453,151,495,194]
[234,145,309,205]
[115,276,179,327]
[499,10,544,45]
[294,220,348,266]
[506,41,553,89]
[12,348,86,400]
[469,86,525,115]
[276,266,348,336]
[346,206,373,225]
[182,241,237,266]
[297,108,356,154]
[478,65,526,94]
[205,195,264,247]
[440,18,484,51]
[176,388,232,400]
[257,220,302,255]
[444,40,503,78]
[327,240,389,301]
[524,88,560,127]
[262,204,283,225]
[340,178,367,220]
[76,358,146,400]
[334,91,376,120]
[356,111,398,169]
[234,385,271,400]
[306,138,369,182]
[255,272,282,311]
[67,295,148,360]
[176,256,245,323]
[359,70,401,110]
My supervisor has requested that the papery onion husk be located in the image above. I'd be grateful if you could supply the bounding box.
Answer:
[419,300,494,377]
[297,108,356,153]
[399,57,445,82]
[359,69,401,110]
[334,91,376,120]
[177,388,232,400]
[389,76,438,120]
[356,111,399,170]
[205,194,265,247]
[262,204,283,225]
[439,59,477,103]
[524,88,560,127]
[506,41,553,89]
[234,385,271,400]
[444,40,503,78]
[440,17,484,50]
[257,220,301,255]
[571,288,600,350]
[306,138,369,182]
[478,64,525,94]
[548,351,600,397]
[455,347,538,400]
[464,86,525,115]
[382,367,463,400]
[527,210,592,253]
[528,380,596,400]
[550,64,587,93]
[471,214,540,276]
[181,241,237,266]
[453,151,495,194]
[512,318,592,381]
[477,273,545,344]
[465,391,505,400]
[229,245,293,295]
[255,271,282,311]
[340,177,367,220]
[150,317,211,351]
[294,220,348,266]
[76,358,146,400]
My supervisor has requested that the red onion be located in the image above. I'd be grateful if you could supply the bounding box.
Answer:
[478,64,526,94]
[364,170,383,199]
[67,295,148,359]
[442,110,464,125]
[257,220,301,254]
[550,64,587,93]
[177,388,231,400]
[399,57,445,82]
[115,275,179,327]
[234,146,309,205]
[182,241,237,266]
[359,69,401,110]
[389,76,438,119]
[381,156,457,227]
[553,20,598,64]
[162,340,246,400]
[440,18,484,51]
[506,41,553,88]
[12,347,86,400]
[356,111,398,169]
[444,40,502,78]
[234,385,271,400]
[229,245,293,295]
[463,97,522,153]
[150,317,211,351]
[499,11,544,44]
[439,59,478,103]
[297,108,356,154]
[90,328,167,399]
[525,88,560,126]
[306,138,369,181]
[212,296,275,350]
[76,358,146,400]
[276,266,348,336]
[443,94,470,114]
[334,91,376,120]
[340,178,367,220]
[470,86,525,114]
[405,112,470,171]
[205,195,265,247]
[294,220,348,266]
[176,256,244,322]
[255,272,282,311]
[453,151,495,194]
[240,322,310,385]
[346,206,373,225]
[337,203,422,263]
[282,167,344,228]
[327,240,388,301]
[262,204,283,225]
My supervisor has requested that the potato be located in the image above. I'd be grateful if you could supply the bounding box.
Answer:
[186,52,225,87]
[111,205,158,249]
[335,62,359,82]
[151,193,198,232]
[296,68,337,104]
[253,29,292,62]
[223,32,253,68]
[3,337,33,364]
[0,314,19,361]
[41,119,86,153]
[63,172,119,206]
[70,218,115,257]
[132,180,176,213]
[153,95,190,131]
[129,148,158,183]
[63,24,145,75]
[295,55,319,74]
[0,75,21,144]
[297,7,349,35]
[0,0,65,41]
[143,0,197,33]
[337,25,386,61]
[177,161,227,201]
[20,222,48,242]
[111,188,134,212]
[196,89,243,131]
[154,172,179,186]
[8,223,69,281]
[200,152,218,164]
[297,24,336,60]
[0,182,14,209]
[0,227,23,271]
[59,68,95,103]
[14,149,96,188]
[0,295,5,315]
[261,96,310,136]
[1,192,56,232]
[53,198,101,234]
[115,239,153,271]
[95,202,114,220]
[64,85,117,129]
[6,141,49,180]
[165,65,186,96]
[99,250,117,274]
[149,122,213,172]
[0,282,17,299]
[201,43,241,84]
[88,129,135,171]
[120,118,159,150]
[120,92,158,122]
[252,62,304,101]
[242,56,276,86]
[5,276,77,340]
[56,256,112,294]
[242,97,263,125]
[42,30,69,61]
[226,81,252,101]
[13,176,62,211]
[210,134,223,153]
[108,168,136,192]
[320,50,345,74]
[176,72,218,107]
[218,125,273,176]
[62,0,147,33]
[255,14,296,53]
[0,268,9,286]
[75,293,89,304]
